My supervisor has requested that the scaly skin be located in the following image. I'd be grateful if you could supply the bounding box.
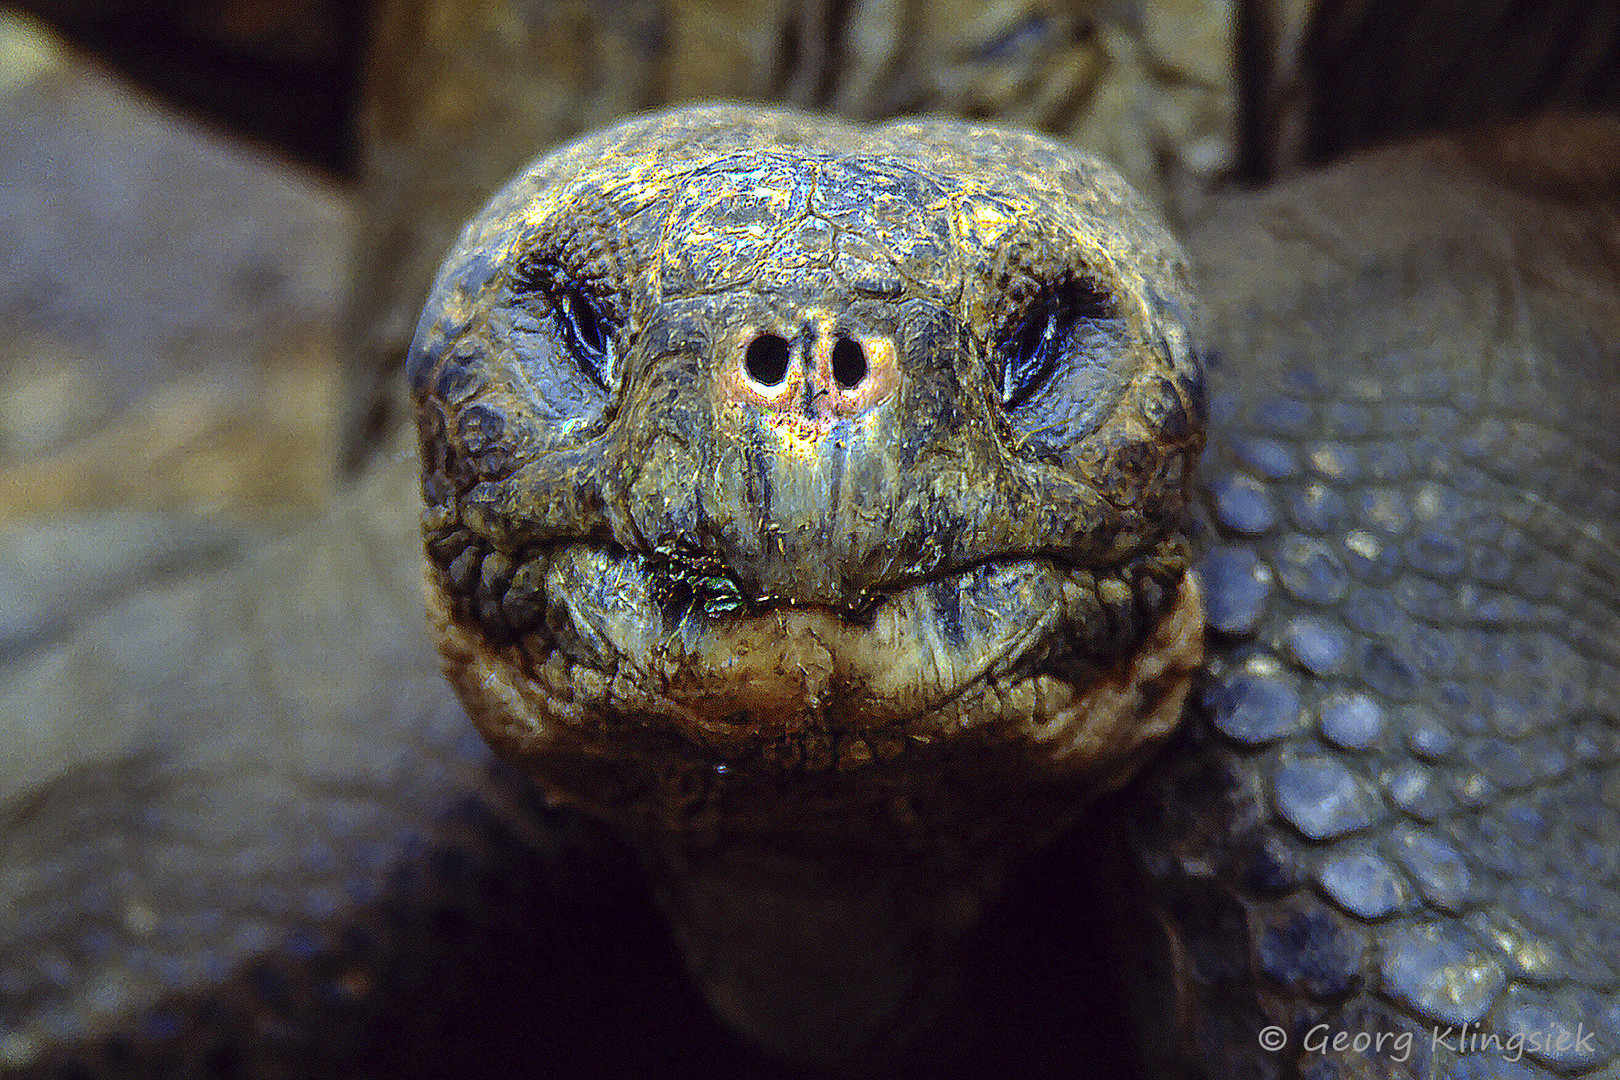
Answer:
[343,0,1237,466]
[1115,116,1620,1079]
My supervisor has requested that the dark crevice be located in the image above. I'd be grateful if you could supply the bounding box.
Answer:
[814,0,858,107]
[1293,0,1620,166]
[1233,0,1276,185]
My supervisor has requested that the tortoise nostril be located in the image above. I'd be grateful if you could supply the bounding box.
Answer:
[831,337,867,388]
[745,334,791,386]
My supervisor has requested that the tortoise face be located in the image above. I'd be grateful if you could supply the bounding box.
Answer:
[410,104,1205,827]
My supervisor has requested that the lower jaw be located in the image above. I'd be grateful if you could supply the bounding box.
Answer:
[430,565,1203,1060]
[429,558,1203,828]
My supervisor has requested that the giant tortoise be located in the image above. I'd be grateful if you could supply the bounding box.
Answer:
[3,3,1620,1078]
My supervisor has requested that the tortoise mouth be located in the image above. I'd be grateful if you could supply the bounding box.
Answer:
[425,528,1200,779]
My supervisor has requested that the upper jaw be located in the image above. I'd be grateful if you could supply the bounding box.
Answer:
[420,318,1202,610]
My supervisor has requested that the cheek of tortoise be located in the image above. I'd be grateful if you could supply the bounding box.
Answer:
[1029,570,1202,782]
[428,570,1203,804]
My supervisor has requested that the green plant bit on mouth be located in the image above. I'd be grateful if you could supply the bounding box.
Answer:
[642,542,750,618]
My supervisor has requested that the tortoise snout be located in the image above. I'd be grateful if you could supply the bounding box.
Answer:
[722,317,898,427]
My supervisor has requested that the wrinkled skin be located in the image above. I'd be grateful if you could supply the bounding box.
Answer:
[4,15,1620,1080]
[342,0,1239,465]
[411,104,1206,1058]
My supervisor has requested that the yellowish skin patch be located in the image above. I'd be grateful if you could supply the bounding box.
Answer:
[428,564,1203,804]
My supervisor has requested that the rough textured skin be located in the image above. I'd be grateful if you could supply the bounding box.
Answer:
[2,11,1620,1080]
[408,103,1205,1059]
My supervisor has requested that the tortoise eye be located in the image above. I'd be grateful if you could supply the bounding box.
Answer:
[508,257,620,389]
[558,287,617,387]
[998,280,1114,410]
[1002,300,1059,407]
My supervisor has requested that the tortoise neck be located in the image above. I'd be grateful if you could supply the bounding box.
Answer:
[642,830,1005,1065]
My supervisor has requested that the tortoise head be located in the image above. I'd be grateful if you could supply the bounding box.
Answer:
[409,104,1205,1061]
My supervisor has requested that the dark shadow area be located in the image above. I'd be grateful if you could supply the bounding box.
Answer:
[1238,0,1620,182]
[9,0,370,176]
